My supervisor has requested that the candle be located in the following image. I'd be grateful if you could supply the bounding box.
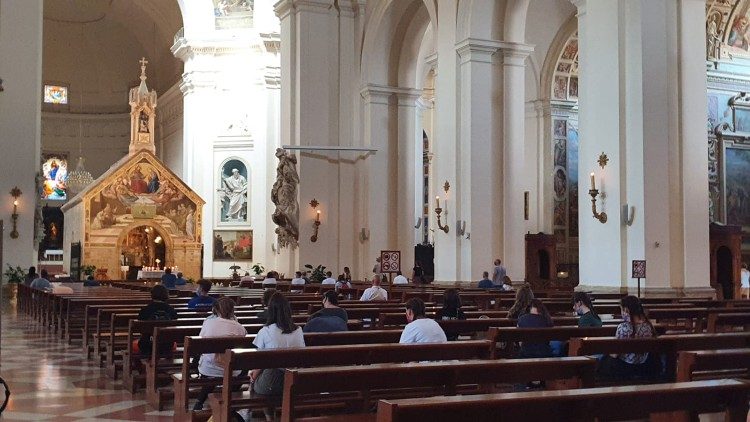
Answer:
[13,200,18,207]
[435,196,440,208]
[316,210,321,222]
[590,172,596,191]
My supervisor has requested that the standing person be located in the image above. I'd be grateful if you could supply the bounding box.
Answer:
[175,272,187,286]
[372,257,382,276]
[161,267,177,289]
[192,297,247,411]
[24,266,37,286]
[251,294,305,399]
[517,299,554,358]
[188,280,217,309]
[412,261,425,284]
[400,298,447,344]
[136,285,178,355]
[321,271,337,285]
[572,291,602,327]
[30,269,52,290]
[359,274,388,301]
[598,295,658,380]
[741,263,750,299]
[304,291,348,333]
[477,271,494,289]
[507,284,534,319]
[392,271,408,285]
[492,259,507,287]
[342,266,352,282]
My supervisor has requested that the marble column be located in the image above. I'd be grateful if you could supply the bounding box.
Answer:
[501,43,534,281]
[396,91,421,272]
[456,39,503,280]
[0,0,43,271]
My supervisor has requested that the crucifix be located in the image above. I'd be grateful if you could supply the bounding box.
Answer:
[139,57,149,80]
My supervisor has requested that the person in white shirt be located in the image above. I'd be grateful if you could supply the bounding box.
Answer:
[399,298,447,344]
[291,271,306,285]
[321,271,337,285]
[261,271,277,287]
[251,293,305,397]
[742,263,750,299]
[392,271,408,285]
[193,297,248,410]
[360,274,388,301]
[240,272,254,282]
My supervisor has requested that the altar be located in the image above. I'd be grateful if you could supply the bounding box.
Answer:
[62,59,205,280]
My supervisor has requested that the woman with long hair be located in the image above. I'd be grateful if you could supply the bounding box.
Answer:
[252,293,305,396]
[598,295,658,380]
[507,284,534,319]
[193,297,247,411]
[439,289,465,341]
[516,299,554,358]
[572,291,602,327]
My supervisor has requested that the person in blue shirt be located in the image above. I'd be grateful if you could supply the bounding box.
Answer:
[175,272,187,286]
[188,280,217,309]
[83,275,99,287]
[477,271,494,289]
[161,268,177,288]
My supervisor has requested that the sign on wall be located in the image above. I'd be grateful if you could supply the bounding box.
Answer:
[380,250,401,274]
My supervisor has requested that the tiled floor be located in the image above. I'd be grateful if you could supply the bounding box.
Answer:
[0,293,172,421]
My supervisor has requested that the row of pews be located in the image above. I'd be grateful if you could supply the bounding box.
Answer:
[17,280,750,421]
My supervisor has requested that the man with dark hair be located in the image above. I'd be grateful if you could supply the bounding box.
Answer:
[175,272,187,286]
[161,267,177,288]
[291,271,306,285]
[30,269,52,290]
[83,275,99,287]
[136,285,178,354]
[304,291,348,333]
[399,298,447,344]
[478,271,494,289]
[188,280,217,309]
[321,271,336,285]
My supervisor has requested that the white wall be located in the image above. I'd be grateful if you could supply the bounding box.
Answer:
[0,0,44,275]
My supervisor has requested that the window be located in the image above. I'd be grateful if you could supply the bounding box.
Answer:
[43,85,68,104]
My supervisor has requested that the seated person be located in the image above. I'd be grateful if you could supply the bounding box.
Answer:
[477,271,494,289]
[321,271,337,285]
[335,274,352,290]
[359,274,388,301]
[160,268,177,289]
[83,275,99,287]
[507,284,534,319]
[307,290,348,325]
[257,288,276,322]
[573,291,602,327]
[240,272,255,283]
[175,272,187,286]
[136,285,178,355]
[597,295,659,380]
[193,297,247,411]
[261,271,277,287]
[517,299,554,358]
[400,298,447,344]
[51,282,74,294]
[501,276,514,291]
[439,289,466,341]
[290,271,306,285]
[30,269,52,290]
[392,271,408,285]
[188,280,217,309]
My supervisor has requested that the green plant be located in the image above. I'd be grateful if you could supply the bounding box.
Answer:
[251,263,265,276]
[304,264,327,283]
[3,265,26,283]
[81,265,96,276]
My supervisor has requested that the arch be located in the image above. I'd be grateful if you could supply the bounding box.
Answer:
[540,15,578,103]
[456,0,505,41]
[175,0,215,39]
[115,221,175,268]
[504,0,531,42]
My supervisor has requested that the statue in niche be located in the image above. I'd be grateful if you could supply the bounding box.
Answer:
[271,148,300,248]
[139,111,149,133]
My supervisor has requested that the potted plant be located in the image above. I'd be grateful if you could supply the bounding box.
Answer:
[81,265,97,277]
[251,263,265,276]
[3,265,26,283]
[304,264,327,283]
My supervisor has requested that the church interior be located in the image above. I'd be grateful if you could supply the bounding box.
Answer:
[1,0,750,420]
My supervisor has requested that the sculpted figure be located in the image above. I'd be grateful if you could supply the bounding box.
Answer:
[271,148,300,248]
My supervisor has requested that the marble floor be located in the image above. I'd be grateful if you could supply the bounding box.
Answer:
[0,295,172,421]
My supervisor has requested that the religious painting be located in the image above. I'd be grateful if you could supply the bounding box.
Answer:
[554,229,566,244]
[218,159,249,223]
[553,120,567,137]
[554,168,567,200]
[554,138,567,167]
[41,153,68,200]
[37,206,64,261]
[727,13,750,52]
[708,95,719,129]
[553,76,568,100]
[568,77,578,99]
[88,154,200,241]
[553,200,566,227]
[724,146,750,226]
[567,124,580,237]
[561,39,578,60]
[213,230,253,261]
[43,85,68,104]
[213,0,254,29]
[556,62,572,73]
[737,108,750,132]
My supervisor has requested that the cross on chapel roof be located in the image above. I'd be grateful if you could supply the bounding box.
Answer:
[139,57,149,82]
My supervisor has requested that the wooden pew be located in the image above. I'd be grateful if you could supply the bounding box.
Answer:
[676,348,750,382]
[173,330,405,420]
[568,332,750,382]
[209,341,493,422]
[374,379,750,422]
[707,312,750,332]
[280,357,597,421]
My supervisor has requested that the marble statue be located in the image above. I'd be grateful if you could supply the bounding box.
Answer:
[271,148,299,248]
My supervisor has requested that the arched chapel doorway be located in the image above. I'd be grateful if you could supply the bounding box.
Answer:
[119,225,168,279]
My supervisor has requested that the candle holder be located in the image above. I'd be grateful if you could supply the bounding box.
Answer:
[435,206,449,233]
[310,199,321,242]
[589,189,607,224]
[9,186,21,239]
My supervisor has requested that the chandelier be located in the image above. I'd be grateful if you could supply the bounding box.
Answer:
[67,156,94,194]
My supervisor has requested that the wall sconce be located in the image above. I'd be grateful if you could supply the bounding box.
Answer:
[456,220,466,236]
[309,199,321,242]
[10,186,21,239]
[435,196,449,233]
[588,173,607,223]
[622,204,635,226]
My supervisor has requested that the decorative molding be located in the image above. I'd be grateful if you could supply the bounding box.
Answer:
[214,137,255,150]
[265,66,281,89]
[273,0,336,18]
[179,71,219,96]
[259,32,282,55]
[42,112,130,139]
[455,38,500,65]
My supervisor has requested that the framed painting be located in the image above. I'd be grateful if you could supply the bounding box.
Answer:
[723,143,750,227]
[218,158,249,224]
[213,230,253,261]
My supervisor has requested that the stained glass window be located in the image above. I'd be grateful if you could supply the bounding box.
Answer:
[44,85,68,104]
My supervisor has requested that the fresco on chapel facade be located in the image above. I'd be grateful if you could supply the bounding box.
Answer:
[213,0,254,29]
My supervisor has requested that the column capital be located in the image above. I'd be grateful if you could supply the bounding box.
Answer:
[499,41,534,67]
[265,66,281,89]
[180,71,218,96]
[337,0,366,18]
[456,38,501,65]
[360,84,421,105]
[569,0,586,15]
[274,0,336,19]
